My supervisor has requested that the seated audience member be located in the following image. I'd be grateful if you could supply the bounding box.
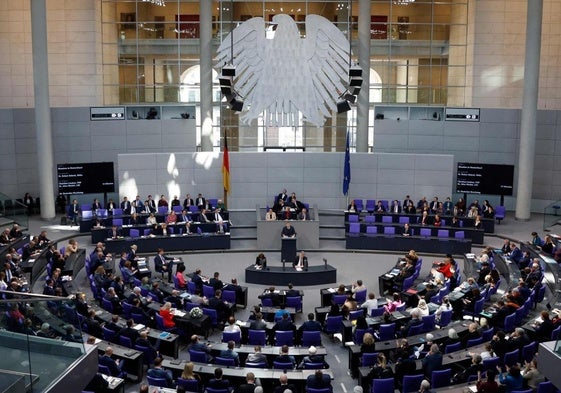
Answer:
[218,340,240,366]
[154,248,174,283]
[259,286,281,306]
[247,345,267,365]
[236,372,258,393]
[255,253,267,268]
[98,347,126,378]
[147,357,173,388]
[367,353,394,381]
[298,207,310,220]
[375,200,386,213]
[390,200,401,214]
[180,362,201,383]
[384,292,404,313]
[306,369,332,390]
[293,250,308,270]
[273,374,297,393]
[208,289,231,324]
[348,200,359,213]
[360,333,376,354]
[223,316,241,333]
[159,302,176,330]
[207,368,230,390]
[298,345,328,369]
[541,235,555,255]
[165,210,178,224]
[189,335,212,362]
[276,345,296,369]
[209,271,223,291]
[497,364,524,392]
[249,312,267,330]
[533,310,554,340]
[175,264,187,289]
[265,208,277,221]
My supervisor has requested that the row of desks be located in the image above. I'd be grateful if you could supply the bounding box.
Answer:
[91,222,221,244]
[345,223,485,244]
[162,359,333,392]
[348,321,471,379]
[344,212,495,234]
[103,233,230,254]
[346,234,472,255]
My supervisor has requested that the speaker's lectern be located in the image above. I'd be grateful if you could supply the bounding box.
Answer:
[281,237,297,270]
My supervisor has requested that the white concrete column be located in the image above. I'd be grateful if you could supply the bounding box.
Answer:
[515,0,543,220]
[356,0,371,153]
[199,0,213,151]
[31,0,56,219]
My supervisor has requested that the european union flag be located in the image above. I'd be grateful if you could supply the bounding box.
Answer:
[343,131,351,195]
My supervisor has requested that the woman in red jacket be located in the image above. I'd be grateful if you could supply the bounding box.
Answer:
[159,302,176,329]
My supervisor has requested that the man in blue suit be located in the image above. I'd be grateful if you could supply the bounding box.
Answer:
[508,242,523,264]
[98,347,126,378]
[306,369,332,391]
[147,357,173,387]
[120,196,131,215]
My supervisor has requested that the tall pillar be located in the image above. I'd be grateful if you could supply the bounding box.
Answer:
[199,0,213,151]
[31,0,55,220]
[356,0,371,152]
[515,0,543,220]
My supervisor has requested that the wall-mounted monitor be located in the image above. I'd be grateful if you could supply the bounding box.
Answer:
[57,162,115,195]
[456,162,514,196]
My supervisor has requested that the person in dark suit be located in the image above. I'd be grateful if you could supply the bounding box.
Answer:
[178,209,191,223]
[508,242,523,264]
[209,272,223,291]
[219,340,240,366]
[107,225,122,239]
[421,344,443,379]
[286,283,300,298]
[183,194,194,209]
[281,221,296,237]
[375,200,386,213]
[533,311,554,340]
[390,199,402,214]
[146,195,156,211]
[84,309,103,338]
[105,199,116,215]
[68,200,80,225]
[120,196,131,215]
[419,211,431,226]
[259,287,281,307]
[92,198,102,212]
[191,268,204,293]
[147,357,174,387]
[207,368,230,390]
[98,347,126,377]
[235,372,257,393]
[306,369,332,390]
[299,313,322,332]
[154,248,174,282]
[429,197,439,214]
[208,289,231,324]
[119,318,140,344]
[195,194,206,211]
[277,189,289,204]
[104,314,121,334]
[275,345,296,368]
[293,250,308,270]
[273,374,297,393]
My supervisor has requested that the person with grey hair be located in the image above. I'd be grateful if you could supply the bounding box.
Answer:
[353,386,363,393]
[400,308,423,337]
[422,344,443,379]
[419,379,432,392]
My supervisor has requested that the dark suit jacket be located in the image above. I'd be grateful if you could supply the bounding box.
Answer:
[274,319,296,332]
[98,355,122,377]
[422,352,443,378]
[236,383,257,393]
[107,228,122,238]
[207,379,230,390]
[274,384,297,393]
[120,201,131,214]
[306,373,332,389]
[196,197,206,209]
[183,198,194,209]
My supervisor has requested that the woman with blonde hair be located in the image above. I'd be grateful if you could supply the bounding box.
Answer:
[181,361,201,381]
[417,299,429,316]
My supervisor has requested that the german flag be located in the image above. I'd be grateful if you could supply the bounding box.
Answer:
[222,133,230,194]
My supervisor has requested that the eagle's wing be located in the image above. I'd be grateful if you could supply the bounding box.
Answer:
[303,15,351,118]
[216,17,267,104]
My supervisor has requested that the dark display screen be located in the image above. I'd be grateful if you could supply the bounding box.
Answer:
[57,162,115,195]
[456,162,514,196]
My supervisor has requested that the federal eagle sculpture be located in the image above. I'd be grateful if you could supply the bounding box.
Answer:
[216,14,352,127]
